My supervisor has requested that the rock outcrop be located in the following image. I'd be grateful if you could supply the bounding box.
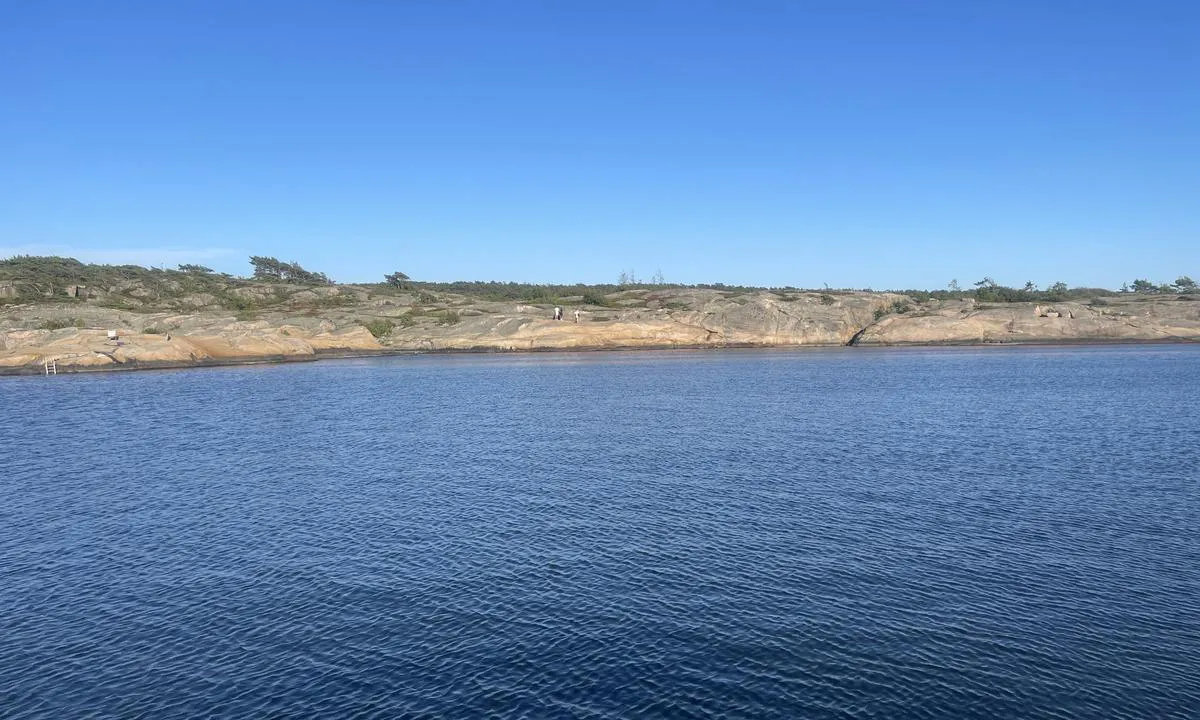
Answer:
[854,298,1200,345]
[383,290,898,352]
[2,288,1197,375]
[0,323,382,374]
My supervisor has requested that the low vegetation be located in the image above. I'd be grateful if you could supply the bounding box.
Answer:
[1125,277,1196,294]
[873,300,912,320]
[38,317,84,330]
[2,257,1196,321]
[361,319,395,338]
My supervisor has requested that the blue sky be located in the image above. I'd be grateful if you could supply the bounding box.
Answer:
[2,1,1196,288]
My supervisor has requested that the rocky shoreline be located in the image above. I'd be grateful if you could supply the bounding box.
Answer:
[4,286,1198,376]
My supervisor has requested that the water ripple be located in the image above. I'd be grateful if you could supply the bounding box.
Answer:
[2,346,1198,718]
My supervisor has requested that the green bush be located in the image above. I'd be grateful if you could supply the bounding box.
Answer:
[361,319,395,338]
[216,292,257,311]
[439,310,461,325]
[581,291,612,307]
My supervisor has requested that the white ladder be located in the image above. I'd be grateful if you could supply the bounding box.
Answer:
[43,358,57,376]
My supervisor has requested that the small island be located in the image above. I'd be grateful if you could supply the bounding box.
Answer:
[2,256,1197,375]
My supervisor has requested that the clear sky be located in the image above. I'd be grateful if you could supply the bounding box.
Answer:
[2,1,1197,288]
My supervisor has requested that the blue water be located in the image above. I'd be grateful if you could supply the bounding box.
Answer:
[2,346,1198,719]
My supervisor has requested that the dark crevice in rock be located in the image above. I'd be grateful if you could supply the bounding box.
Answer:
[846,322,875,346]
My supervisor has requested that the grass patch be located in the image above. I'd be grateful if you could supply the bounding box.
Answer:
[300,294,359,309]
[819,294,837,305]
[38,317,83,330]
[96,297,144,311]
[438,309,461,325]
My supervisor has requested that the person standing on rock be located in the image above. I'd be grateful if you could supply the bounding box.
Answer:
[574,309,580,323]
[554,306,562,321]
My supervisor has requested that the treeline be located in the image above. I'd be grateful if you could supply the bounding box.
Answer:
[1124,277,1196,294]
[3,255,1196,304]
[0,256,235,297]
[891,276,1197,304]
[403,280,683,302]
[0,255,164,284]
[0,255,336,288]
[892,278,1110,304]
[248,256,332,285]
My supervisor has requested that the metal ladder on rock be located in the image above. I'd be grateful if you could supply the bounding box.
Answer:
[43,357,57,376]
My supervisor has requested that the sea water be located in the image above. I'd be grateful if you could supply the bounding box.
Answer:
[2,346,1198,718]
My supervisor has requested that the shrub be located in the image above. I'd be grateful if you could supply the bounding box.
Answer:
[439,310,461,325]
[872,300,910,320]
[819,294,837,305]
[361,319,395,338]
[581,291,612,307]
[216,292,258,311]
